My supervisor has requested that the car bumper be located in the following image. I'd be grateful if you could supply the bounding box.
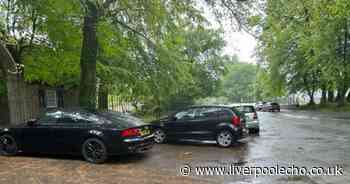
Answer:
[107,134,155,155]
[237,128,249,139]
[246,120,259,129]
[123,134,155,153]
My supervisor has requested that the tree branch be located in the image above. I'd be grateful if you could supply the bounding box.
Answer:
[112,18,157,48]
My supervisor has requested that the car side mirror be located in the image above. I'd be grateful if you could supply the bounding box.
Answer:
[27,119,37,126]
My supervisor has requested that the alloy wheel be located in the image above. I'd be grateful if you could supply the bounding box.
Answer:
[82,138,107,164]
[154,129,166,143]
[0,135,18,156]
[216,130,233,148]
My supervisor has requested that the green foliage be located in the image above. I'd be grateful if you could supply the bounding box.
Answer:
[259,0,350,105]
[218,61,257,103]
[1,0,246,115]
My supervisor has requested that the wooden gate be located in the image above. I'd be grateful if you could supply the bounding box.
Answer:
[6,74,40,124]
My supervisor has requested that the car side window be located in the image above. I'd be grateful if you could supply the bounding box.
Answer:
[37,111,63,124]
[196,107,219,119]
[58,112,97,124]
[175,109,196,120]
[58,115,78,124]
[217,108,233,117]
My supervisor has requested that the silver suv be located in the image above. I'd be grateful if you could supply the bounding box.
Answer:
[234,105,260,134]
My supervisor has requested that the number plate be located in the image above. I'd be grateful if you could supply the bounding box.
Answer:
[140,127,151,136]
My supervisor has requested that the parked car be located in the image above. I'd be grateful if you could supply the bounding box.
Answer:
[255,101,266,111]
[233,105,260,133]
[0,109,154,164]
[151,105,248,148]
[262,102,280,112]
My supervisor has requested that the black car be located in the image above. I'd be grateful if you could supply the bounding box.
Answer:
[151,105,247,148]
[0,109,154,164]
[261,102,280,112]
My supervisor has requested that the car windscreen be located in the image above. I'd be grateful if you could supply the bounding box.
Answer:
[97,111,146,129]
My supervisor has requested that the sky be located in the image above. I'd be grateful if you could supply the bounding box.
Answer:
[222,28,258,64]
[198,2,258,64]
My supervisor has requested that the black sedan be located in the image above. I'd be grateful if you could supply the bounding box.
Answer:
[0,109,154,164]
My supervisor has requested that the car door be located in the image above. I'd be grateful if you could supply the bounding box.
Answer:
[189,107,220,140]
[20,111,62,153]
[52,111,91,154]
[163,108,196,140]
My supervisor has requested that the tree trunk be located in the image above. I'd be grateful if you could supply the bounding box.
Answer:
[79,1,98,110]
[347,89,350,102]
[307,90,315,106]
[320,86,327,105]
[337,91,346,106]
[98,87,108,110]
[328,90,334,103]
[337,86,347,106]
[338,19,348,107]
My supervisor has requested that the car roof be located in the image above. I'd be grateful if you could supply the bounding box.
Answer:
[45,108,94,113]
[188,105,233,109]
[226,103,255,107]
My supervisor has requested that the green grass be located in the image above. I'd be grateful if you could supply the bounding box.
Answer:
[298,103,350,112]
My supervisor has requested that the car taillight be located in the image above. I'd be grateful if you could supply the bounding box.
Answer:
[121,128,140,137]
[231,115,240,126]
[253,112,258,119]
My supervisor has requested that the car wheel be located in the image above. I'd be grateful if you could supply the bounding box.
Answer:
[82,138,108,164]
[0,134,18,156]
[154,129,166,144]
[250,128,260,134]
[216,130,234,148]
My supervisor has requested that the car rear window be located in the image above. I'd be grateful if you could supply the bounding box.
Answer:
[230,107,242,116]
[237,106,255,113]
[97,111,146,129]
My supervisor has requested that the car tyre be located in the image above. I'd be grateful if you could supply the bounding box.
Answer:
[249,128,260,134]
[154,129,166,144]
[82,138,108,164]
[216,130,234,148]
[0,134,18,156]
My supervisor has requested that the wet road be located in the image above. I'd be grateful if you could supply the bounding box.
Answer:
[1,110,350,184]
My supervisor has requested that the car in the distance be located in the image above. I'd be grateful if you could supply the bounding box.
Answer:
[255,102,266,111]
[233,105,259,134]
[0,109,154,164]
[151,105,247,148]
[261,102,280,112]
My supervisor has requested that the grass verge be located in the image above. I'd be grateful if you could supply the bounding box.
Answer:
[298,103,350,112]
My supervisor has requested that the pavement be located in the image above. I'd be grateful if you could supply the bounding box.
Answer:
[1,110,350,184]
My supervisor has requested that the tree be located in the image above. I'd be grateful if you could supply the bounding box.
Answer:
[258,0,350,106]
[218,60,257,103]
